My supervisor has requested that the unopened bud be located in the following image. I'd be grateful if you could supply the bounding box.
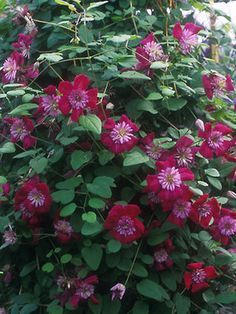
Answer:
[227,191,236,199]
[195,119,205,132]
[106,102,114,110]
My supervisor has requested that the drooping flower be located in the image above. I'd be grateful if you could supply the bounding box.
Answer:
[184,262,218,293]
[202,73,234,100]
[110,283,126,300]
[190,194,220,228]
[4,116,36,149]
[172,136,197,167]
[14,176,52,215]
[195,119,205,132]
[154,238,174,271]
[104,204,145,244]
[12,33,33,58]
[54,219,74,244]
[198,122,232,159]
[58,74,98,122]
[147,156,194,204]
[70,275,99,308]
[210,208,236,245]
[101,115,139,154]
[140,133,168,161]
[135,33,168,72]
[3,229,17,245]
[173,22,202,54]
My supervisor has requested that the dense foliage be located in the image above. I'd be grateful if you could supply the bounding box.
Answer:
[0,1,236,313]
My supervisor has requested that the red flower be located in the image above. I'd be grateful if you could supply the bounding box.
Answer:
[14,176,52,215]
[140,133,168,161]
[12,33,33,58]
[147,156,194,204]
[36,85,61,119]
[154,238,174,271]
[202,73,234,100]
[172,136,197,167]
[54,220,74,244]
[173,22,202,54]
[190,194,220,228]
[58,74,98,122]
[135,33,168,73]
[104,204,145,244]
[198,122,232,159]
[184,262,217,293]
[4,116,36,149]
[1,51,23,83]
[210,208,236,245]
[101,114,139,154]
[70,275,99,308]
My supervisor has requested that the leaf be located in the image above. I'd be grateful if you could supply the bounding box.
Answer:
[204,168,220,177]
[0,217,10,232]
[146,92,163,101]
[0,142,16,154]
[119,71,151,80]
[20,262,36,277]
[20,304,38,314]
[136,279,169,301]
[81,221,103,236]
[52,190,75,204]
[98,150,114,165]
[150,61,169,69]
[87,1,108,10]
[42,263,54,273]
[123,151,149,167]
[37,53,63,62]
[9,103,38,116]
[87,176,115,198]
[71,150,93,170]
[82,211,97,223]
[82,244,103,270]
[175,293,191,314]
[147,229,168,246]
[215,292,236,304]
[163,98,187,111]
[60,203,77,217]
[132,263,148,278]
[88,198,105,209]
[30,157,48,174]
[198,231,212,241]
[79,114,102,134]
[160,271,177,291]
[56,177,83,190]
[7,89,25,96]
[107,239,121,253]
[13,150,38,159]
[207,176,222,190]
[60,254,72,264]
[132,301,149,314]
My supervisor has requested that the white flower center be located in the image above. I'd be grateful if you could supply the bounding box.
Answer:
[27,188,45,207]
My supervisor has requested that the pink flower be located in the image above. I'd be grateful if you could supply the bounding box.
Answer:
[4,116,36,149]
[147,156,194,204]
[54,220,74,244]
[58,74,98,122]
[1,51,23,83]
[101,114,139,154]
[3,229,17,245]
[172,136,197,167]
[110,283,126,300]
[184,262,217,293]
[140,133,168,161]
[37,85,61,118]
[154,238,174,271]
[12,33,33,58]
[173,22,202,54]
[198,122,232,159]
[202,74,234,99]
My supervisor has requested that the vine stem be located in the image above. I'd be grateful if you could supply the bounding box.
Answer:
[124,239,143,286]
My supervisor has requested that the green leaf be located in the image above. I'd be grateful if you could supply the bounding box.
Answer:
[107,239,121,253]
[198,231,212,241]
[163,98,187,111]
[175,293,191,314]
[79,114,102,134]
[58,136,78,146]
[0,217,9,232]
[56,177,83,190]
[215,292,236,304]
[88,197,105,209]
[60,254,72,264]
[160,271,177,291]
[132,301,149,314]
[87,1,108,10]
[81,221,103,236]
[42,263,54,273]
[82,211,97,223]
[204,168,220,177]
[52,190,75,204]
[20,262,36,277]
[146,92,163,101]
[7,89,25,96]
[123,151,149,167]
[98,150,114,165]
[87,176,115,198]
[71,150,93,170]
[37,53,63,62]
[150,61,169,69]
[0,176,7,184]
[207,176,222,190]
[147,230,168,246]
[60,203,77,217]
[0,142,16,154]
[132,263,148,278]
[30,157,48,174]
[119,71,151,80]
[9,103,38,115]
[136,279,169,301]
[13,150,38,159]
[82,244,103,270]
[20,304,38,314]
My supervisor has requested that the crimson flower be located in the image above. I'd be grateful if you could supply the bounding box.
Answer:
[140,132,168,161]
[14,176,52,215]
[1,51,23,83]
[12,33,33,58]
[104,204,145,244]
[202,73,234,100]
[173,22,202,54]
[210,208,236,245]
[36,85,61,119]
[54,220,74,244]
[4,116,36,149]
[135,33,168,73]
[58,74,98,122]
[184,262,217,293]
[172,136,197,167]
[190,194,220,228]
[70,275,99,308]
[147,156,194,204]
[101,114,139,154]
[198,122,232,159]
[154,238,174,271]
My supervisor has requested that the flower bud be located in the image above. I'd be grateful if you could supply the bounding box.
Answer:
[110,283,126,301]
[227,191,236,199]
[106,102,114,110]
[195,119,205,132]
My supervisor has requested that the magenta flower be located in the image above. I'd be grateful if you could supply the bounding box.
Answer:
[101,114,139,154]
[12,33,33,58]
[54,220,73,244]
[4,116,36,149]
[36,85,61,119]
[110,283,126,300]
[3,229,17,245]
[1,51,23,83]
[173,136,197,167]
[140,132,168,161]
[173,22,202,54]
[154,238,174,271]
[198,122,232,159]
[202,73,234,99]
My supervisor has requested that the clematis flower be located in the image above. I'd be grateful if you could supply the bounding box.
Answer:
[210,208,236,245]
[104,204,145,244]
[140,133,168,161]
[184,262,217,293]
[70,275,99,308]
[58,74,98,122]
[202,73,234,100]
[12,33,33,58]
[3,229,17,245]
[172,136,197,167]
[154,238,174,271]
[110,283,126,300]
[1,51,23,83]
[37,85,61,119]
[135,33,168,72]
[190,194,220,228]
[14,176,52,215]
[147,156,194,204]
[54,220,74,244]
[198,122,232,159]
[101,114,139,154]
[173,22,202,54]
[4,116,36,149]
